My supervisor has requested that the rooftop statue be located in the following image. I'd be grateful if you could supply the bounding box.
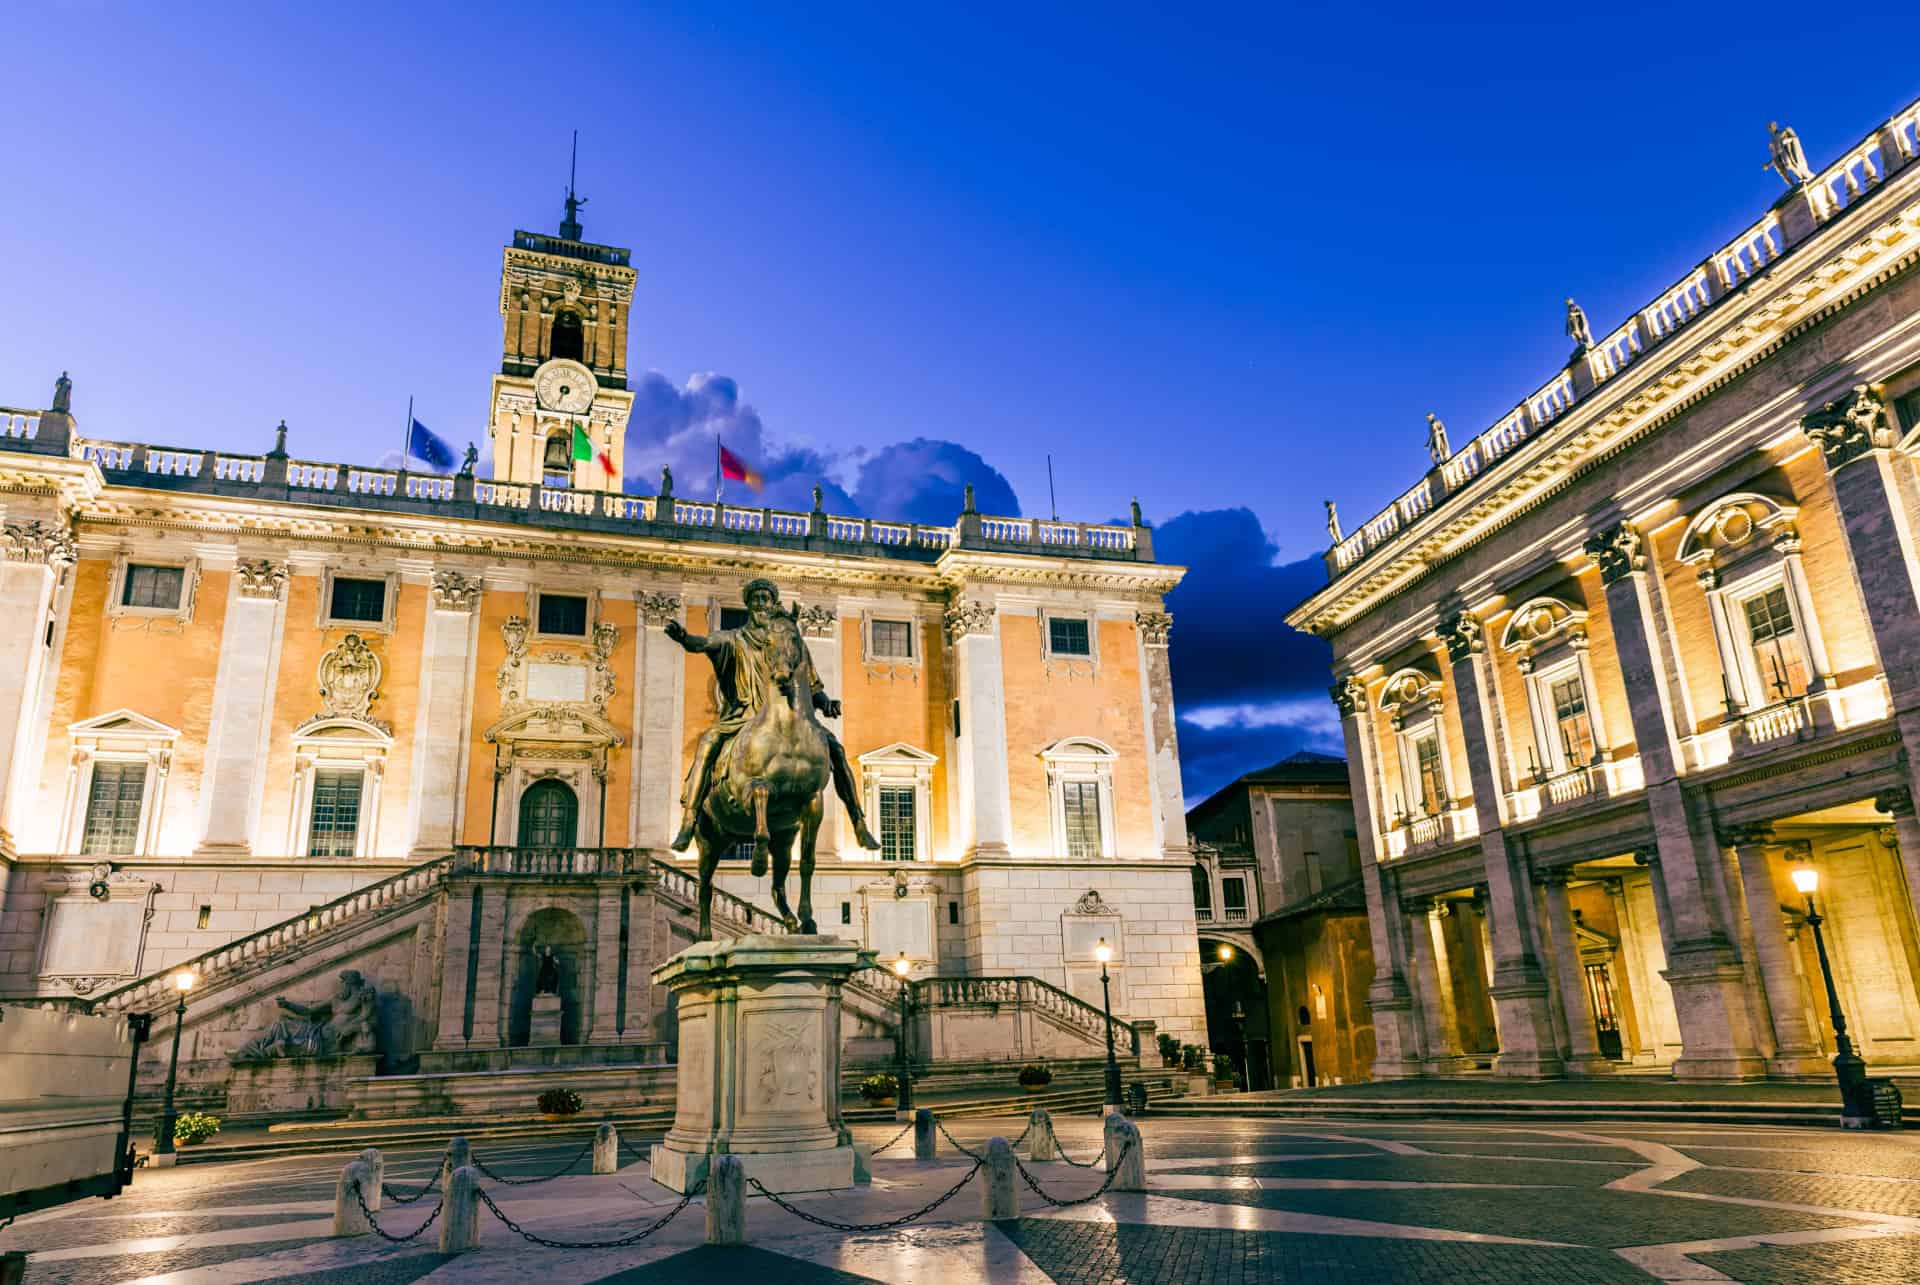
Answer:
[666,578,880,937]
[459,442,479,476]
[1565,298,1593,352]
[1325,500,1342,543]
[230,970,378,1063]
[1764,121,1814,188]
[1425,413,1451,465]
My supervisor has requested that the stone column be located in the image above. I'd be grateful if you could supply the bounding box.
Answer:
[196,558,290,854]
[797,600,845,858]
[1876,790,1920,946]
[466,884,509,1047]
[1585,525,1766,1079]
[1137,611,1190,860]
[633,592,686,850]
[1538,873,1612,1074]
[1437,614,1562,1077]
[1467,890,1502,1049]
[1719,826,1825,1075]
[0,520,74,853]
[1334,676,1423,1078]
[588,882,623,1044]
[1405,898,1473,1072]
[408,571,481,856]
[946,600,1011,859]
[434,882,479,1049]
[1604,878,1653,1064]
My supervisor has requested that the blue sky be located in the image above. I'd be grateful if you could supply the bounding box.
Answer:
[5,2,1916,801]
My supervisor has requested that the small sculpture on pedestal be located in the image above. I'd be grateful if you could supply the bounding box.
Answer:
[535,945,560,994]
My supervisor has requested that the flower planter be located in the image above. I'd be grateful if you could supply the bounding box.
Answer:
[864,1097,895,1109]
[1021,1083,1048,1094]
[540,1112,579,1122]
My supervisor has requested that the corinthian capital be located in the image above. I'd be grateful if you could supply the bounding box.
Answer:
[944,600,995,641]
[795,603,837,638]
[1802,385,1893,469]
[1874,785,1915,819]
[235,558,288,601]
[1,519,76,567]
[1135,611,1173,647]
[1330,675,1368,717]
[431,570,482,613]
[1584,523,1646,585]
[639,592,682,627]
[1439,611,1483,662]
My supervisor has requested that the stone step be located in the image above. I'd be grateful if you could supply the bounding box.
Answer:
[1148,1094,1920,1127]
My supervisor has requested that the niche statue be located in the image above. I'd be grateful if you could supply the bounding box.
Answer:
[534,945,561,995]
[230,970,379,1063]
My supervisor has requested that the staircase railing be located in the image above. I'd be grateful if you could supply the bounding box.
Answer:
[919,974,1135,1054]
[90,855,453,1014]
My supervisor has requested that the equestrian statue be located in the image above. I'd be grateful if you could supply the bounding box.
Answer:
[666,578,881,937]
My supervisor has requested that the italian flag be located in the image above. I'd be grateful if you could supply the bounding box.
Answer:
[571,422,615,477]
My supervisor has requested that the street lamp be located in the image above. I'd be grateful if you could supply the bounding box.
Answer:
[1231,1000,1249,1092]
[153,970,196,1164]
[1216,943,1234,963]
[1791,866,1872,1126]
[1095,937,1121,1113]
[892,951,914,1118]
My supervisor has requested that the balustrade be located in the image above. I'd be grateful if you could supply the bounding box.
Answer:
[1,411,39,439]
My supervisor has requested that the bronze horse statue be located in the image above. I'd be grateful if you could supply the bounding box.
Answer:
[691,607,832,938]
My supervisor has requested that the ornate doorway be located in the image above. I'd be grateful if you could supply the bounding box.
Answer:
[518,779,578,848]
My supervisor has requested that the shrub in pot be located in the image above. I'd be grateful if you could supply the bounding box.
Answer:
[1156,1032,1180,1066]
[173,1111,221,1146]
[537,1088,584,1118]
[1017,1063,1053,1091]
[1181,1043,1205,1072]
[859,1073,898,1105]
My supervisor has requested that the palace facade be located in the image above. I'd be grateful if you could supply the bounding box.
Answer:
[1289,95,1920,1082]
[0,212,1202,1110]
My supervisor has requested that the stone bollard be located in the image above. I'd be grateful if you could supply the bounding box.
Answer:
[440,1165,483,1253]
[359,1148,385,1212]
[980,1137,1019,1221]
[332,1159,373,1237]
[594,1122,619,1175]
[440,1136,470,1191]
[1027,1108,1059,1161]
[706,1154,746,1246]
[913,1107,936,1161]
[1105,1117,1146,1192]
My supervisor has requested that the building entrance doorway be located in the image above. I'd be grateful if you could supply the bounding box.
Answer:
[519,779,578,848]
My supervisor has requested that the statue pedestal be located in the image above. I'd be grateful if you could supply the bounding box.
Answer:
[649,934,874,1194]
[529,994,563,1046]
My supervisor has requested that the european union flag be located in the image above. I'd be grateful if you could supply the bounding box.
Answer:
[407,418,455,472]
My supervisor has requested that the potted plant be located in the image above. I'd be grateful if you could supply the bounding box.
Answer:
[537,1088,584,1120]
[1212,1053,1238,1090]
[1157,1032,1180,1067]
[1017,1063,1053,1093]
[859,1073,898,1107]
[1180,1044,1212,1097]
[173,1111,221,1147]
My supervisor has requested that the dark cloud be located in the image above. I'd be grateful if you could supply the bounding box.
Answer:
[1154,508,1339,801]
[621,371,855,513]
[852,438,1021,526]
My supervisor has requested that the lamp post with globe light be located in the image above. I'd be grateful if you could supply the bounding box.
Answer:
[153,970,196,1165]
[1791,865,1873,1126]
[892,950,914,1118]
[1095,937,1122,1112]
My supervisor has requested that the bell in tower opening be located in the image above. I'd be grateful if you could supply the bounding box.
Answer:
[550,310,584,363]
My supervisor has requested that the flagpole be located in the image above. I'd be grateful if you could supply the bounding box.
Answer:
[715,435,724,505]
[403,396,413,466]
[1047,453,1058,521]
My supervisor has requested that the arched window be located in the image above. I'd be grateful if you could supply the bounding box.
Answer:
[550,311,584,363]
[518,779,578,848]
[1039,738,1118,860]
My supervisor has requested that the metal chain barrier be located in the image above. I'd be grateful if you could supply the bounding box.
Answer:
[745,1157,983,1233]
[1013,1140,1135,1208]
[476,1178,703,1249]
[352,1181,445,1243]
[932,1114,1033,1161]
[619,1134,654,1165]
[870,1118,915,1156]
[381,1169,443,1204]
[472,1137,596,1186]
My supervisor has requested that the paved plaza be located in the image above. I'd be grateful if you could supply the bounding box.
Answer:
[5,1111,1919,1283]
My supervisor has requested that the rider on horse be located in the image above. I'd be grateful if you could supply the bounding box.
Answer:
[665,578,882,853]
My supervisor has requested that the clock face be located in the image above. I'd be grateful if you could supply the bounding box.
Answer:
[534,359,595,414]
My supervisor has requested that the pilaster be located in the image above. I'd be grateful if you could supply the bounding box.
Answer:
[1137,611,1189,860]
[1873,787,1920,954]
[467,884,510,1047]
[0,520,74,853]
[947,600,1010,859]
[1334,676,1422,1078]
[588,882,623,1044]
[1586,523,1766,1079]
[1405,897,1475,1073]
[195,557,290,854]
[407,570,481,855]
[1437,614,1562,1078]
[434,884,479,1050]
[632,592,686,850]
[797,599,844,858]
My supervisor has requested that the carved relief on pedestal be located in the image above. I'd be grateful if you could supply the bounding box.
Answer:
[752,1014,820,1110]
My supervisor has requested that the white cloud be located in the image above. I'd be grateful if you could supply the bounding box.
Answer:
[1180,698,1342,744]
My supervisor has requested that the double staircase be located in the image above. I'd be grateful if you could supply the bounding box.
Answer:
[89,848,1138,1069]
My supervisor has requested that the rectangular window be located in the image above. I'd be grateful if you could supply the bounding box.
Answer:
[308,768,364,857]
[1062,780,1104,859]
[122,564,184,610]
[1222,876,1248,921]
[949,900,959,925]
[1548,671,1596,767]
[538,593,589,637]
[1742,586,1810,701]
[1414,732,1445,813]
[1191,864,1213,917]
[878,785,917,862]
[80,761,145,855]
[328,576,387,623]
[870,618,913,660]
[1048,616,1092,657]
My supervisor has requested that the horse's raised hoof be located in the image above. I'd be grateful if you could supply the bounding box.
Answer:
[750,845,769,879]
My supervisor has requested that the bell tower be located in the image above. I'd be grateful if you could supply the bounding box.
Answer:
[488,173,637,493]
